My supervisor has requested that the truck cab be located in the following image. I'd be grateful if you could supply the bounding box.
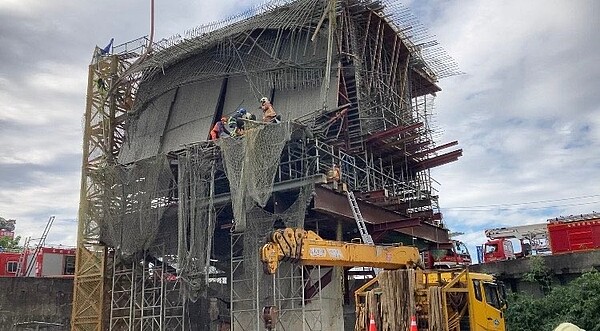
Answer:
[468,272,507,330]
[423,240,472,269]
[483,238,528,263]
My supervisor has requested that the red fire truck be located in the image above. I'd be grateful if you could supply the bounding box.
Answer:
[481,212,600,263]
[547,215,600,253]
[0,246,76,278]
[422,239,472,268]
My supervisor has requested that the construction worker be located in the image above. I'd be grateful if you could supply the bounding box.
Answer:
[232,108,256,124]
[326,164,341,182]
[210,116,230,140]
[259,97,278,123]
[229,108,255,136]
[241,108,257,121]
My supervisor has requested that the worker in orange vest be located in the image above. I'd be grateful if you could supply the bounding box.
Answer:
[259,97,278,123]
[210,116,230,140]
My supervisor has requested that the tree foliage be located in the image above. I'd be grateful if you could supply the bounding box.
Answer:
[0,235,21,250]
[522,256,553,295]
[506,270,600,331]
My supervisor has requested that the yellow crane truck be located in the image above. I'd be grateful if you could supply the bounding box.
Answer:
[261,228,506,331]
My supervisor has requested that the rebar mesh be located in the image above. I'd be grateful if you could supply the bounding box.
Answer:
[97,155,174,256]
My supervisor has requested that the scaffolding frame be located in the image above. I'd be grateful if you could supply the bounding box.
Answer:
[108,247,185,331]
[275,138,439,216]
[230,229,324,331]
[74,1,462,330]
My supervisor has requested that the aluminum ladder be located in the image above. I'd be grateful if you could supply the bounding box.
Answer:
[15,236,31,277]
[346,191,380,275]
[347,190,374,245]
[23,216,55,277]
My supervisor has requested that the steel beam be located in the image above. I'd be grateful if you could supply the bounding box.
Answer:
[312,186,449,243]
[410,141,458,159]
[414,149,463,171]
[365,122,423,144]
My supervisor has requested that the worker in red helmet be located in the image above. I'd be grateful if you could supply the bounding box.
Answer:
[210,116,230,140]
[259,97,278,123]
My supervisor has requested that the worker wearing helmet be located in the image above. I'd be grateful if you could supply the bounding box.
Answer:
[229,108,255,136]
[241,108,256,121]
[233,107,256,121]
[259,97,278,123]
[210,116,230,140]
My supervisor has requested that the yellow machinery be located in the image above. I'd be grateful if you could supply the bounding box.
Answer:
[261,228,506,331]
[355,269,506,331]
[261,227,420,274]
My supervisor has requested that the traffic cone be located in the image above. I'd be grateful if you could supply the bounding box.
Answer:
[410,315,418,331]
[368,313,376,331]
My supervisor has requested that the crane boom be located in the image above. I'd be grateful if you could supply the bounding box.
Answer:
[484,223,548,240]
[260,228,420,274]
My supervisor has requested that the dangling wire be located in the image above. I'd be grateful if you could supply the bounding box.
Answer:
[229,38,262,102]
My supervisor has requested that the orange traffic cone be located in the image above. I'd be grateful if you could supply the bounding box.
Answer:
[410,315,418,331]
[369,313,376,331]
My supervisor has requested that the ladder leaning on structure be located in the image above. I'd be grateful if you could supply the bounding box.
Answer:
[347,190,374,245]
[15,236,31,277]
[23,216,55,277]
[347,190,382,275]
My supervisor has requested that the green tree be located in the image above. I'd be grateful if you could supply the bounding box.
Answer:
[506,270,600,331]
[522,256,552,295]
[0,235,20,250]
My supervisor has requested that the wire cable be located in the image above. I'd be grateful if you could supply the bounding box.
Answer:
[442,194,600,210]
[441,200,600,212]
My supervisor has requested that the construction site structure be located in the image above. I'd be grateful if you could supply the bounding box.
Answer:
[72,0,465,330]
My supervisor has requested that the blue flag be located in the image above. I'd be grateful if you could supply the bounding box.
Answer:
[100,38,114,55]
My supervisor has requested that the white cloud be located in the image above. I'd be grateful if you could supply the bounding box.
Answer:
[421,0,600,243]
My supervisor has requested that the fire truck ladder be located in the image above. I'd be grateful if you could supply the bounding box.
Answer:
[347,191,380,275]
[15,236,31,277]
[24,216,55,277]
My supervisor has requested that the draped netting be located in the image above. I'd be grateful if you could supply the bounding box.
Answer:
[97,155,174,256]
[216,121,293,231]
[177,144,219,301]
[217,121,314,279]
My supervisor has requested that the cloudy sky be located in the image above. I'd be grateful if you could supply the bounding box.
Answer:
[1,1,598,258]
